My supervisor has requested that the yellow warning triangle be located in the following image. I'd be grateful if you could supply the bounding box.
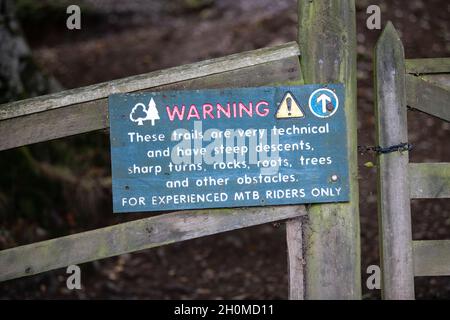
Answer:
[276,92,305,119]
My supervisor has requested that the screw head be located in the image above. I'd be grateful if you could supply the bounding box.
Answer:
[331,174,339,182]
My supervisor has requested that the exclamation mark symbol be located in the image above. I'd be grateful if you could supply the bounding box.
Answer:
[287,97,292,116]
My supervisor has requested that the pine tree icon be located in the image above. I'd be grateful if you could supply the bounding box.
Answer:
[146,98,160,126]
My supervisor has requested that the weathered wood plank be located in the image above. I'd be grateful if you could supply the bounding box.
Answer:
[406,74,450,122]
[298,0,361,299]
[413,240,450,276]
[406,58,450,74]
[409,163,450,199]
[422,74,450,91]
[0,205,306,282]
[0,42,299,121]
[0,55,300,151]
[375,22,415,299]
[286,217,305,300]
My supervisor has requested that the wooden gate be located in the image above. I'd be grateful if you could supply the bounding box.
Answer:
[0,0,360,299]
[375,22,450,299]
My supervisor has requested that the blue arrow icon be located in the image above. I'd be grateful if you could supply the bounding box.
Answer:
[308,88,339,118]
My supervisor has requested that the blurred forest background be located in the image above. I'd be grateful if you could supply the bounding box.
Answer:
[0,0,449,299]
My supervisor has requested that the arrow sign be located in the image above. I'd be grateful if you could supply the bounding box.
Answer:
[317,94,332,113]
[308,88,339,118]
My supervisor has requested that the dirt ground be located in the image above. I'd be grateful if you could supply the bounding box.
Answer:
[1,0,449,299]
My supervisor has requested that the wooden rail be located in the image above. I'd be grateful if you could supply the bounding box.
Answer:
[0,42,300,151]
[421,74,450,91]
[0,205,306,282]
[406,58,450,74]
[413,240,450,276]
[406,74,450,122]
[0,42,300,121]
[409,163,450,199]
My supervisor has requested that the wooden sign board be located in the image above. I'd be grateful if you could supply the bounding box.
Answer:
[108,84,349,213]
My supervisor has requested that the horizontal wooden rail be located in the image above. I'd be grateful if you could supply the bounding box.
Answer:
[0,42,300,121]
[0,42,301,151]
[413,240,450,276]
[406,74,450,122]
[406,58,450,74]
[0,205,306,282]
[421,74,450,91]
[409,163,450,199]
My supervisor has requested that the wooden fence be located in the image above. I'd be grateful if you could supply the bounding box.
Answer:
[375,22,450,299]
[0,0,361,299]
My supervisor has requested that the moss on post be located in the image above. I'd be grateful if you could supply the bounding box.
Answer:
[298,0,361,299]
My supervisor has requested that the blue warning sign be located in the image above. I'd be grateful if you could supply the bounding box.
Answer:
[108,84,349,213]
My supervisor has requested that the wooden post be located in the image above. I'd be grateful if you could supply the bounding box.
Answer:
[295,0,360,299]
[286,217,305,299]
[374,22,415,299]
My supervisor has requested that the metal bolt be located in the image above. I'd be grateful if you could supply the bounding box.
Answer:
[331,174,339,182]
